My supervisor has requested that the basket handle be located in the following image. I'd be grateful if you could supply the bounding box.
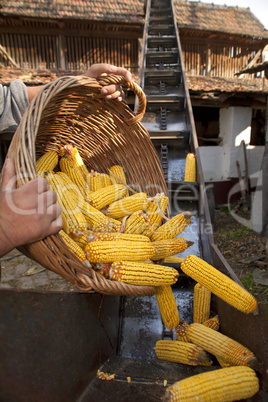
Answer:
[97,75,147,124]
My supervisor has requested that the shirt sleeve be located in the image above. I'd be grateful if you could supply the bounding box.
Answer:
[0,79,29,133]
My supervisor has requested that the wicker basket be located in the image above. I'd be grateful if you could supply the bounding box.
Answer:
[6,75,168,296]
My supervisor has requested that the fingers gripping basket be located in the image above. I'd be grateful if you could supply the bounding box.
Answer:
[7,75,168,296]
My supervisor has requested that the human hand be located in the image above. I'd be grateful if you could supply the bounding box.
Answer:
[84,63,132,101]
[0,158,62,257]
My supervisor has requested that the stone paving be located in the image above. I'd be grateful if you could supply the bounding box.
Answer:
[0,249,78,292]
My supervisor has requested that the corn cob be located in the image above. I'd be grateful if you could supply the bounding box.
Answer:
[105,192,147,219]
[109,261,179,286]
[142,194,169,239]
[107,216,124,231]
[164,366,259,402]
[151,238,193,261]
[184,152,196,182]
[54,171,85,208]
[74,229,144,250]
[163,256,184,264]
[150,211,192,241]
[216,356,232,368]
[155,285,180,329]
[185,323,257,368]
[193,283,211,324]
[59,144,89,179]
[87,184,128,210]
[46,172,88,237]
[74,232,89,249]
[146,193,169,227]
[203,315,220,331]
[155,340,212,367]
[86,170,103,192]
[86,231,150,243]
[109,164,128,186]
[36,150,59,177]
[85,240,155,263]
[59,229,89,265]
[138,224,155,239]
[81,201,121,233]
[175,321,190,342]
[181,255,257,314]
[59,151,89,198]
[123,210,150,235]
[100,173,112,188]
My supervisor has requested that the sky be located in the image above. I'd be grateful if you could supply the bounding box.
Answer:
[187,0,268,29]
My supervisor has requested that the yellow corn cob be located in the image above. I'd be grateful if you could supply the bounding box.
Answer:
[106,216,124,231]
[138,224,155,239]
[85,240,155,263]
[36,150,59,177]
[86,231,150,243]
[109,261,179,286]
[123,210,150,235]
[175,321,190,342]
[45,172,88,237]
[87,184,128,210]
[193,283,211,324]
[216,356,232,368]
[184,152,196,182]
[54,171,85,208]
[203,315,220,331]
[181,255,257,314]
[150,211,192,241]
[87,170,103,192]
[100,173,112,188]
[163,256,184,264]
[105,192,147,219]
[185,323,258,368]
[155,285,180,329]
[198,318,222,371]
[59,144,89,179]
[164,366,259,402]
[146,193,169,227]
[59,229,88,264]
[109,164,128,186]
[59,151,89,198]
[142,194,169,239]
[151,238,193,261]
[74,232,89,249]
[81,201,121,233]
[155,340,212,367]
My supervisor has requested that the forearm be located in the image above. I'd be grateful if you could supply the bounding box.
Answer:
[27,85,45,103]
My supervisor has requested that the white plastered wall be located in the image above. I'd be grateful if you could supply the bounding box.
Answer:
[199,106,264,182]
[199,106,265,232]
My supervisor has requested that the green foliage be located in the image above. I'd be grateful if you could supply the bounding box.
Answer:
[241,272,255,289]
[219,225,251,240]
[229,226,250,240]
[241,272,268,301]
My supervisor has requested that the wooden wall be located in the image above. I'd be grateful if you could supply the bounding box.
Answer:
[0,19,141,73]
[179,29,267,79]
[181,41,260,78]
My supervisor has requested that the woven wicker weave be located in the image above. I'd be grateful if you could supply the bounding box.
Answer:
[6,75,168,296]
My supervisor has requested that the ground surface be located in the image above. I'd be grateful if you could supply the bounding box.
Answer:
[213,207,268,303]
[0,249,77,292]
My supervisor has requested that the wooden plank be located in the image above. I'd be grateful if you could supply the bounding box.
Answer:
[236,160,248,208]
